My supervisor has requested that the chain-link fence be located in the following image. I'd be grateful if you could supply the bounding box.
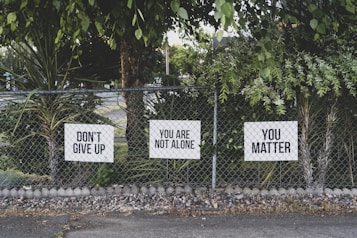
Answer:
[0,86,356,189]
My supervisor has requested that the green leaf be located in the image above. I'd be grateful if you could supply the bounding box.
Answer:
[216,29,224,42]
[215,0,225,8]
[53,0,61,10]
[20,0,28,9]
[7,12,17,24]
[177,7,188,20]
[346,4,355,13]
[95,21,105,35]
[127,0,133,9]
[219,15,226,28]
[332,22,339,32]
[132,13,137,26]
[310,19,318,30]
[137,8,145,21]
[214,11,223,21]
[170,0,180,12]
[80,15,90,31]
[109,38,117,49]
[290,16,298,24]
[238,18,246,28]
[313,33,320,41]
[221,2,234,18]
[265,51,272,59]
[143,36,149,45]
[264,40,273,51]
[135,28,142,40]
[10,22,16,31]
[308,4,317,13]
[73,28,80,39]
[55,29,63,44]
[88,0,95,7]
[260,68,271,78]
[316,23,326,34]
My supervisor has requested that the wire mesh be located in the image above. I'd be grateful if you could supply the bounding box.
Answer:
[0,87,356,189]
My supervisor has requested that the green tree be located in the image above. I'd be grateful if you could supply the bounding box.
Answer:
[91,1,216,158]
[0,2,111,185]
[0,0,220,181]
[192,1,357,188]
[241,1,357,189]
[280,1,356,189]
[0,0,273,160]
[2,0,354,187]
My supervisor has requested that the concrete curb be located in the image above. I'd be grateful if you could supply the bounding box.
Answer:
[1,185,357,198]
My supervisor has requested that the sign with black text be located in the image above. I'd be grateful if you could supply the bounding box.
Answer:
[244,121,298,161]
[149,120,201,159]
[65,123,114,163]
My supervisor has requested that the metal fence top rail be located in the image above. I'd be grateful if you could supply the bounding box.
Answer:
[0,86,211,96]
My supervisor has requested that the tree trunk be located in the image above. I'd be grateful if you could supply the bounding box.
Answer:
[298,96,314,188]
[47,132,60,185]
[315,95,338,189]
[120,37,148,159]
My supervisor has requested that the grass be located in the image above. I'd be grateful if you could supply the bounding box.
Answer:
[94,102,127,138]
[0,169,50,187]
[114,118,127,138]
[94,102,126,115]
[115,142,128,162]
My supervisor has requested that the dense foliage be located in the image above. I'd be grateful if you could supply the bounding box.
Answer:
[0,0,356,188]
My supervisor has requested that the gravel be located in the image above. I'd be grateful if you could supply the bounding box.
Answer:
[1,185,357,216]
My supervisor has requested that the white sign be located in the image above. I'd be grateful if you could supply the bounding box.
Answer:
[244,121,298,161]
[149,120,201,159]
[65,123,114,163]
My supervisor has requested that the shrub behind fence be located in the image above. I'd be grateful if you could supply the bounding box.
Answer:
[0,86,356,189]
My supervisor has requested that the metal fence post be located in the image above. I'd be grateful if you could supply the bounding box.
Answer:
[212,86,218,190]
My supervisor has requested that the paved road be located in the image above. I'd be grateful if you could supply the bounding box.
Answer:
[2,213,356,238]
[65,213,357,238]
[0,214,70,238]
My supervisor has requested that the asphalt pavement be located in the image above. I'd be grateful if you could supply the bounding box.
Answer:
[1,213,357,238]
[0,214,70,238]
